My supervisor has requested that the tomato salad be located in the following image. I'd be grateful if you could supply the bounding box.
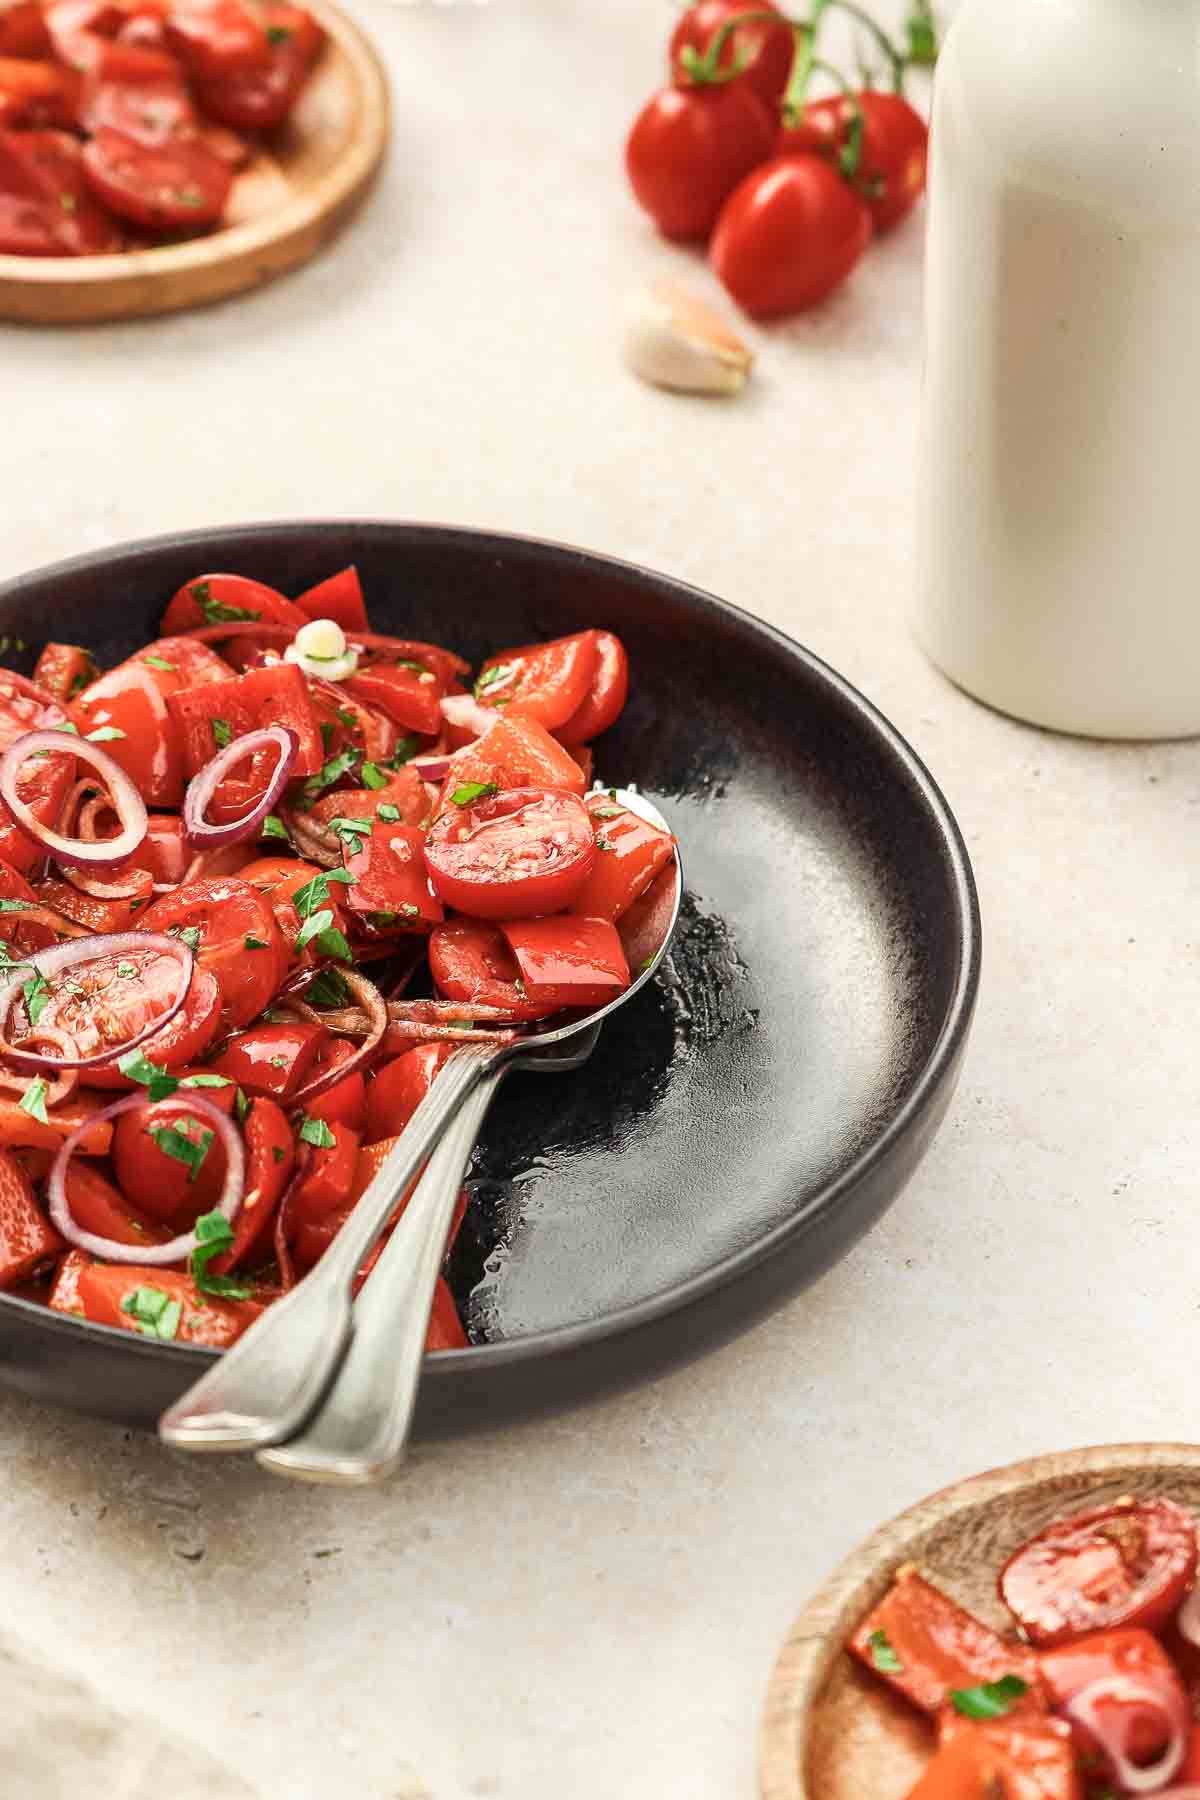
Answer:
[851,1492,1200,1796]
[0,566,675,1354]
[0,0,325,255]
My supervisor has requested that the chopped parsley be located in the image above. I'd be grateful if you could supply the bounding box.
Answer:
[121,1286,182,1341]
[867,1630,903,1674]
[149,1121,214,1183]
[23,969,50,1028]
[266,21,291,40]
[474,662,514,699]
[388,736,421,767]
[211,719,233,750]
[268,1055,288,1069]
[293,909,351,962]
[0,899,31,914]
[271,1145,286,1164]
[189,1209,252,1299]
[298,1116,336,1149]
[360,762,388,790]
[319,720,336,753]
[292,869,356,919]
[327,816,373,848]
[376,803,401,823]
[304,967,352,1007]
[117,961,136,978]
[234,1087,251,1123]
[335,707,357,731]
[595,836,614,852]
[244,934,270,951]
[261,815,289,842]
[450,781,498,808]
[299,747,360,806]
[948,1676,1029,1720]
[193,583,260,625]
[169,924,202,953]
[86,726,126,743]
[591,806,624,820]
[141,655,176,672]
[18,1078,49,1125]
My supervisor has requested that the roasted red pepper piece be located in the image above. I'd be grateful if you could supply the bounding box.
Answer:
[32,641,97,705]
[75,1260,266,1346]
[500,915,630,1008]
[167,660,324,777]
[0,1147,64,1287]
[849,1566,1043,1717]
[292,1122,361,1223]
[302,1037,367,1132]
[569,793,676,924]
[206,1020,325,1102]
[345,662,444,738]
[364,1043,455,1145]
[343,824,443,932]
[904,1718,1080,1800]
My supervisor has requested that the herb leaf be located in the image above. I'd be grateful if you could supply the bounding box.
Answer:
[195,585,260,626]
[190,1208,252,1299]
[18,1077,49,1125]
[244,934,269,950]
[211,719,233,750]
[23,969,50,1028]
[299,1116,336,1149]
[450,781,498,808]
[376,802,401,823]
[261,814,289,842]
[948,1676,1028,1720]
[867,1630,903,1674]
[474,662,514,699]
[360,762,388,791]
[86,726,126,743]
[304,967,352,1007]
[291,868,355,920]
[149,1122,214,1184]
[121,1285,182,1340]
[299,747,360,806]
[142,655,176,672]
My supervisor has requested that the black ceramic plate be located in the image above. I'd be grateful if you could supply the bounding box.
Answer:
[0,523,979,1436]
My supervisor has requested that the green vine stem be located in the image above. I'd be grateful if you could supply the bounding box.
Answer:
[807,58,867,180]
[676,8,792,86]
[826,0,907,91]
[779,4,831,128]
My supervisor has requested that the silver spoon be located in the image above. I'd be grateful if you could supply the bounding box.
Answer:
[158,791,682,1459]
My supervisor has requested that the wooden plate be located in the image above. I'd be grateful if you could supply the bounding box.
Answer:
[760,1442,1200,1800]
[0,0,388,325]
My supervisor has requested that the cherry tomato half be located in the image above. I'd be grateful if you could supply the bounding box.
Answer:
[160,572,305,636]
[711,154,872,319]
[81,123,231,229]
[626,80,774,243]
[425,787,596,920]
[778,91,928,233]
[191,7,319,131]
[139,876,288,1028]
[22,938,201,1066]
[668,1,794,110]
[0,125,122,253]
[364,1042,455,1145]
[999,1497,1198,1647]
[555,631,629,745]
[84,965,223,1085]
[111,1083,235,1224]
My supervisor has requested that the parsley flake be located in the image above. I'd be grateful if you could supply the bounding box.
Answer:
[86,727,126,743]
[867,1630,904,1674]
[261,815,289,843]
[949,1676,1029,1720]
[149,1122,214,1184]
[450,781,498,808]
[189,1208,253,1299]
[121,1286,182,1341]
[360,762,388,790]
[18,1077,49,1125]
[142,655,176,672]
[299,1116,336,1149]
[23,969,50,1028]
[376,803,401,823]
[211,719,233,750]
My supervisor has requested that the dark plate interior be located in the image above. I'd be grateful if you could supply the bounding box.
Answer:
[0,523,979,1436]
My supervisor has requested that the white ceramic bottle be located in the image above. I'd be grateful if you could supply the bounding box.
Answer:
[916,0,1200,738]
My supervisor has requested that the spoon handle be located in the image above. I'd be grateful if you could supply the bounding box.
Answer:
[158,1041,503,1453]
[257,1069,502,1484]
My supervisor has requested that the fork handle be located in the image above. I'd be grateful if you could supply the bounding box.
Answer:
[158,1041,504,1453]
[257,1069,502,1484]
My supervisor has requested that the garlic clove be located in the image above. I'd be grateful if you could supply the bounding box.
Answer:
[624,280,753,396]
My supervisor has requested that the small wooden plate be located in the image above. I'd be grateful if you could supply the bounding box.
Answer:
[0,0,388,325]
[760,1442,1200,1800]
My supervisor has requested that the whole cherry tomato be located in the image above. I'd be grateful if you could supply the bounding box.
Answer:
[778,91,928,233]
[626,79,774,242]
[710,154,871,317]
[669,1,795,110]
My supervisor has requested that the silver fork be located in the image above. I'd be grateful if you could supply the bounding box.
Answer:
[158,791,681,1460]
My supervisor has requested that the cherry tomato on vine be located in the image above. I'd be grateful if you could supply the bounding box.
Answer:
[669,0,795,111]
[626,79,774,243]
[778,91,928,233]
[711,154,871,317]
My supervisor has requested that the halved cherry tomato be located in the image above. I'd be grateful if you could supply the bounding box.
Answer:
[139,876,288,1028]
[711,155,872,319]
[1039,1627,1187,1773]
[163,0,269,80]
[427,919,557,1020]
[292,1121,361,1224]
[500,916,630,1008]
[20,936,198,1065]
[32,642,97,705]
[436,715,585,811]
[75,1260,265,1346]
[59,1159,170,1248]
[0,126,121,253]
[166,660,324,777]
[205,1019,325,1101]
[906,1718,1080,1800]
[364,1042,455,1145]
[568,793,675,923]
[294,566,368,633]
[161,572,306,636]
[668,0,794,109]
[71,655,184,805]
[0,1147,63,1287]
[425,787,596,920]
[555,632,629,745]
[626,80,774,242]
[111,1081,236,1223]
[191,5,320,131]
[343,824,443,932]
[81,123,232,229]
[35,868,155,935]
[84,965,223,1085]
[779,92,928,234]
[302,1036,366,1131]
[849,1568,1043,1716]
[0,55,81,127]
[0,673,76,874]
[1000,1498,1197,1648]
[475,632,599,731]
[0,2,53,58]
[345,661,444,738]
[209,1094,292,1272]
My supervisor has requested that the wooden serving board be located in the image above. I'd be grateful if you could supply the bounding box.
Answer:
[0,0,388,325]
[760,1442,1200,1800]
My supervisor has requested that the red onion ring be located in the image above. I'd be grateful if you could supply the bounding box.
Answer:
[48,1091,244,1266]
[0,669,71,716]
[0,729,147,866]
[0,931,193,1071]
[182,725,298,849]
[1062,1675,1187,1793]
[439,693,496,739]
[286,968,388,1110]
[0,901,91,942]
[273,1148,311,1292]
[409,753,452,782]
[57,864,148,902]
[0,1025,79,1105]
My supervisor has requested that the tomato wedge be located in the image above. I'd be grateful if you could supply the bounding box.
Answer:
[0,125,122,253]
[81,123,231,229]
[344,661,444,738]
[294,566,368,633]
[0,1147,63,1287]
[568,793,675,923]
[500,916,630,1008]
[301,1036,366,1131]
[292,1122,361,1224]
[139,875,288,1028]
[1000,1498,1198,1647]
[849,1567,1042,1717]
[555,631,629,744]
[191,5,320,130]
[36,867,155,934]
[71,655,184,805]
[0,673,76,875]
[161,573,305,636]
[59,1159,170,1248]
[163,0,270,80]
[167,659,323,777]
[0,2,53,58]
[425,787,596,920]
[475,631,599,731]
[32,641,97,705]
[436,715,586,812]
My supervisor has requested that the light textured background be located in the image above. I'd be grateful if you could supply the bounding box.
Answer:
[2,3,1192,1796]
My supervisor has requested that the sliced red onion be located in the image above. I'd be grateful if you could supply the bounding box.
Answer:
[0,669,71,717]
[0,932,193,1071]
[1176,1585,1200,1649]
[1062,1675,1187,1793]
[439,693,496,739]
[0,1025,78,1106]
[48,1091,244,1266]
[57,863,148,902]
[409,752,452,782]
[0,901,91,942]
[0,729,147,866]
[182,725,298,849]
[287,968,388,1109]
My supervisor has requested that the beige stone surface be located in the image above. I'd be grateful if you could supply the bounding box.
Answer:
[1,3,1188,1796]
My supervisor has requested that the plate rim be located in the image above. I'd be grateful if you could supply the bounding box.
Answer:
[0,518,981,1382]
[759,1439,1200,1800]
[0,0,388,320]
